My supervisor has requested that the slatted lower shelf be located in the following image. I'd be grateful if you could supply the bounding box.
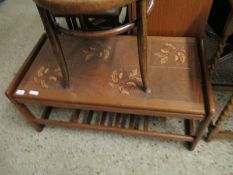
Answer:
[30,107,194,142]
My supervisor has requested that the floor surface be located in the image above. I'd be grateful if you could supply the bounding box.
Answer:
[0,1,233,175]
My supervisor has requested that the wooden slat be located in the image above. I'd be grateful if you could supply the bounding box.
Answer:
[120,116,127,128]
[58,22,135,38]
[65,17,73,30]
[31,118,194,142]
[114,113,121,128]
[107,113,114,127]
[185,119,195,136]
[70,109,81,122]
[86,110,94,124]
[100,112,107,126]
[41,107,53,120]
[71,17,78,30]
[78,15,87,30]
[144,117,149,131]
[133,116,140,130]
[188,120,195,136]
[129,115,135,129]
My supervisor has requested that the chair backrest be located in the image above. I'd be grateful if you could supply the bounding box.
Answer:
[34,0,136,15]
[133,0,213,38]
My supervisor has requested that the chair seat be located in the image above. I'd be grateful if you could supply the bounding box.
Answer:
[34,0,135,14]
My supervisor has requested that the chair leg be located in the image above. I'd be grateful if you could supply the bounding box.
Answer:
[37,6,69,88]
[136,0,151,93]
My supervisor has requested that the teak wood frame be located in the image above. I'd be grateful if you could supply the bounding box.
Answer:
[5,34,215,150]
[35,0,155,93]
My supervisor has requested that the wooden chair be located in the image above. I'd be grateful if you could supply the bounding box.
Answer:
[34,0,155,93]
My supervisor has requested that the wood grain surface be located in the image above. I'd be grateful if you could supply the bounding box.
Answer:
[13,35,205,120]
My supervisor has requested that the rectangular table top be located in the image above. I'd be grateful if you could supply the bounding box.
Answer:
[14,35,205,120]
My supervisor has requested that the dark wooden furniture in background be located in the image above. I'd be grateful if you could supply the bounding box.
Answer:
[209,0,233,72]
[207,0,233,141]
[208,0,232,36]
[6,0,215,150]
